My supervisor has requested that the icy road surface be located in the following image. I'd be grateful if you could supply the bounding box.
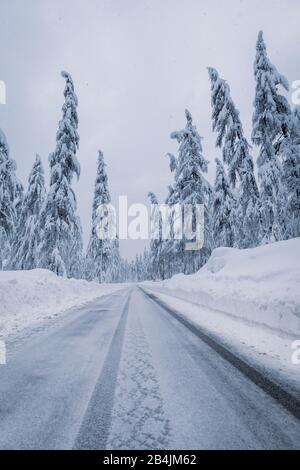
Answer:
[0,287,299,449]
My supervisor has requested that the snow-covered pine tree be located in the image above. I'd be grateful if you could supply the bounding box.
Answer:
[212,158,236,248]
[207,67,260,247]
[39,71,83,278]
[170,109,211,274]
[10,155,46,270]
[85,150,118,283]
[282,105,300,238]
[252,31,291,244]
[0,128,18,269]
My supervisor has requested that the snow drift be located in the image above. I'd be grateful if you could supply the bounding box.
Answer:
[0,269,124,338]
[142,238,300,395]
[148,238,300,336]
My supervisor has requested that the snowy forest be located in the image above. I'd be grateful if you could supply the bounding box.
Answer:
[0,31,299,283]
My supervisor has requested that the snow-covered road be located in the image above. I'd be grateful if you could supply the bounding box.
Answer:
[0,287,299,450]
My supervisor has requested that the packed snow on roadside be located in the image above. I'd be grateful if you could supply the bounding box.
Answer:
[142,238,300,395]
[0,269,124,339]
[147,238,300,335]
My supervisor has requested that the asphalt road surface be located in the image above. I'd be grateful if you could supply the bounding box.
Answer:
[0,287,299,449]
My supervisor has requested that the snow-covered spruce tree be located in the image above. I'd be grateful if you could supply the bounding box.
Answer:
[170,109,212,274]
[14,179,24,222]
[49,247,66,277]
[282,106,300,238]
[129,251,149,282]
[148,191,164,280]
[134,254,142,282]
[207,67,260,247]
[39,71,83,278]
[105,237,121,283]
[121,257,134,283]
[10,155,46,270]
[0,128,18,269]
[157,181,178,279]
[141,247,151,281]
[85,150,118,283]
[212,158,236,248]
[252,31,291,244]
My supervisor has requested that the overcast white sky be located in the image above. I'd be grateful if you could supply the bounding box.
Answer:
[0,0,299,259]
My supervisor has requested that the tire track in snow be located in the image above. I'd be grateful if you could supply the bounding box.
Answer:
[106,291,172,450]
[73,293,131,450]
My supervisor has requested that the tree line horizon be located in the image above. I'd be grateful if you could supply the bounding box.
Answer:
[0,31,299,282]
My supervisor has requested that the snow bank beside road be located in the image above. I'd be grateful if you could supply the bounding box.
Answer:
[148,238,300,336]
[0,269,124,338]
